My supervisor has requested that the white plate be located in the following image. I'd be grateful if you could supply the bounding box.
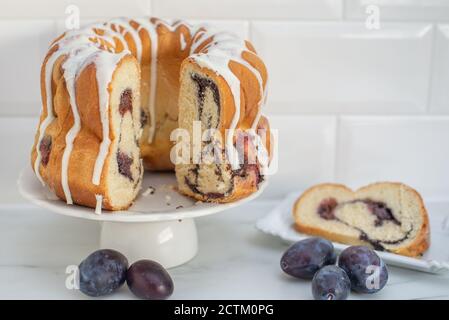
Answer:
[256,192,449,274]
[18,166,268,223]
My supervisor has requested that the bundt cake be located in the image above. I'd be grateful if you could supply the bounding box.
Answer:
[292,182,430,257]
[31,18,271,211]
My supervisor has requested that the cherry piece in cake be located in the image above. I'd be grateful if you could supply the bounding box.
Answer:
[317,198,338,220]
[39,135,52,166]
[117,150,133,181]
[119,88,133,116]
[365,200,400,227]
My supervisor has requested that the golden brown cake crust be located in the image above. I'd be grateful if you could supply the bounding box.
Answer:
[31,53,138,210]
[293,182,430,257]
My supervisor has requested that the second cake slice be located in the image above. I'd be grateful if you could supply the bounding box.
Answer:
[293,182,430,257]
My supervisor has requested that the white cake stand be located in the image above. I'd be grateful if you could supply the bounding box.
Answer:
[18,167,267,268]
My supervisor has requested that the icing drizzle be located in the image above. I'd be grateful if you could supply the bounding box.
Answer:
[90,50,129,186]
[189,30,267,169]
[180,33,187,51]
[34,18,268,204]
[35,28,129,204]
[95,194,103,214]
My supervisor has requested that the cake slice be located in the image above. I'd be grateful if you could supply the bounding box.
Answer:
[32,53,143,211]
[175,57,269,203]
[293,182,430,257]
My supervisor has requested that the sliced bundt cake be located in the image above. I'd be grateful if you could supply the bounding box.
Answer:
[31,18,271,211]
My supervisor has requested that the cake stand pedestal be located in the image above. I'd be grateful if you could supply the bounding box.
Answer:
[99,219,197,268]
[18,167,267,268]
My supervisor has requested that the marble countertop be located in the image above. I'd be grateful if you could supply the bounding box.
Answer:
[1,201,449,300]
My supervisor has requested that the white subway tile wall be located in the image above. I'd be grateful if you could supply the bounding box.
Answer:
[1,0,151,19]
[264,116,337,199]
[345,0,449,22]
[0,20,56,116]
[430,25,449,114]
[1,0,449,201]
[152,0,343,20]
[336,116,449,201]
[0,118,38,204]
[252,22,433,114]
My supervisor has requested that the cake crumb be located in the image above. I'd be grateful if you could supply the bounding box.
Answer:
[195,200,203,205]
[160,184,176,192]
[142,186,155,197]
[165,194,172,206]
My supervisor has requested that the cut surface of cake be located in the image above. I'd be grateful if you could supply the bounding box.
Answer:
[292,182,430,257]
[31,17,271,211]
[176,57,270,202]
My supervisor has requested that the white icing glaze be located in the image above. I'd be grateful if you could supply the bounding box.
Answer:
[189,30,267,169]
[35,35,85,185]
[202,32,265,127]
[180,33,187,51]
[34,32,114,188]
[100,18,143,63]
[61,45,100,204]
[36,27,129,203]
[35,18,269,206]
[90,22,128,50]
[95,194,103,214]
[90,50,129,186]
[34,52,58,185]
[35,21,143,203]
